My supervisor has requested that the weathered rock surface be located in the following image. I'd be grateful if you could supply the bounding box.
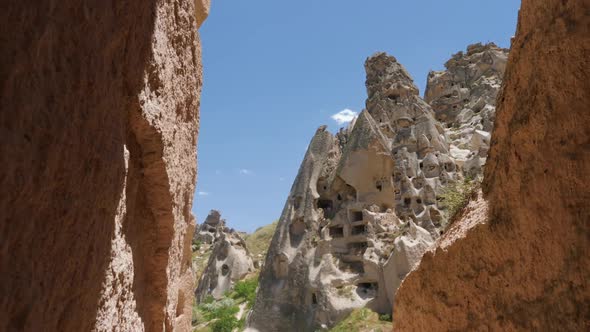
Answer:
[0,1,209,331]
[194,211,254,302]
[247,127,339,331]
[194,209,226,244]
[248,49,498,331]
[365,52,461,234]
[425,43,509,178]
[394,1,590,331]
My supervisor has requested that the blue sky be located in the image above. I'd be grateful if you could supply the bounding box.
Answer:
[194,0,520,232]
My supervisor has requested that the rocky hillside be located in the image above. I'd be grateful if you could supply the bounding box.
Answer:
[394,0,590,330]
[426,43,508,178]
[191,213,277,331]
[248,43,508,331]
[194,210,255,303]
[0,1,209,331]
[244,221,279,263]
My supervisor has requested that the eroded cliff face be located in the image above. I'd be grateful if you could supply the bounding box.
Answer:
[425,43,508,177]
[0,1,209,331]
[394,1,590,331]
[194,210,254,303]
[248,47,503,331]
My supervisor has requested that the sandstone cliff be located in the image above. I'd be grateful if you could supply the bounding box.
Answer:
[394,1,590,331]
[0,1,209,331]
[248,45,505,331]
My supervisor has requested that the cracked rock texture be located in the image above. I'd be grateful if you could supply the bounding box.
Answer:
[194,210,254,302]
[394,1,590,331]
[0,1,209,331]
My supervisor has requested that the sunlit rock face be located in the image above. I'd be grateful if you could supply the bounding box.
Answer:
[364,53,460,236]
[394,1,590,331]
[0,1,209,331]
[425,43,509,178]
[248,48,506,331]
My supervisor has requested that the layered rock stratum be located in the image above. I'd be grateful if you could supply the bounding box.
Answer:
[194,210,255,302]
[0,1,209,331]
[394,0,590,331]
[248,42,509,331]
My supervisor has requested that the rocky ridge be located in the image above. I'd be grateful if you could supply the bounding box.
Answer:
[248,43,508,331]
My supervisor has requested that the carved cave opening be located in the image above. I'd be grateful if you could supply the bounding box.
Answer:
[221,264,230,276]
[351,211,363,222]
[329,226,344,238]
[317,199,333,211]
[351,224,367,236]
[357,282,379,298]
[348,241,368,255]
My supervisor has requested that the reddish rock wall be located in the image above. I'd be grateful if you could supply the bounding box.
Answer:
[0,1,209,331]
[394,0,590,331]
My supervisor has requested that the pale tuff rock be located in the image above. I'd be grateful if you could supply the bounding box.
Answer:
[364,52,460,236]
[248,52,481,331]
[425,43,509,178]
[194,211,255,302]
[194,209,226,244]
[383,221,433,305]
[248,127,341,331]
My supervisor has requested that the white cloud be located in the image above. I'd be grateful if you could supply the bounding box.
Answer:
[197,191,209,196]
[239,169,252,175]
[215,170,222,175]
[279,177,285,182]
[331,109,358,125]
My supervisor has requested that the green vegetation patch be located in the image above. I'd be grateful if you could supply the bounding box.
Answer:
[439,177,480,225]
[329,308,392,332]
[231,276,258,308]
[198,297,242,332]
[192,276,259,332]
[244,220,278,258]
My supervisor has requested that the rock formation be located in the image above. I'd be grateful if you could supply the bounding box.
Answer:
[425,43,508,178]
[365,52,460,234]
[248,46,503,330]
[194,209,226,244]
[394,1,590,331]
[0,1,209,331]
[194,211,255,302]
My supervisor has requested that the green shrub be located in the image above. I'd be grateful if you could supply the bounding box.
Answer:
[199,298,238,319]
[378,314,392,322]
[202,295,215,304]
[232,277,258,307]
[330,308,391,332]
[210,315,240,332]
[198,297,241,332]
[192,239,202,251]
[439,178,480,223]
